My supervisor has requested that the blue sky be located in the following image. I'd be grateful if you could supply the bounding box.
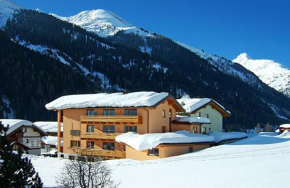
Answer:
[13,0,290,67]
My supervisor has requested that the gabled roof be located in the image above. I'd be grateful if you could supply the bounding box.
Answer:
[34,121,63,133]
[45,91,184,112]
[177,97,231,117]
[0,119,47,136]
[11,141,30,151]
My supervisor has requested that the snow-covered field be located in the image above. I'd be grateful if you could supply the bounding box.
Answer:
[28,132,290,188]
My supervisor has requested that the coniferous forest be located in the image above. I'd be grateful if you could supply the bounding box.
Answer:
[1,9,290,130]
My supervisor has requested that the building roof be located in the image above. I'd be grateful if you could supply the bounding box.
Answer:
[0,119,47,136]
[209,131,247,143]
[279,124,290,128]
[11,141,30,150]
[176,115,211,124]
[34,121,63,133]
[177,97,231,117]
[115,131,215,151]
[41,136,58,146]
[45,91,184,112]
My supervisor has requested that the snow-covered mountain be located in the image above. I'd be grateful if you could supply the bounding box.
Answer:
[233,53,290,97]
[177,42,261,88]
[0,0,21,27]
[52,9,155,38]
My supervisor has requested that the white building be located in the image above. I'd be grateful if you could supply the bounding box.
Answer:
[0,119,46,155]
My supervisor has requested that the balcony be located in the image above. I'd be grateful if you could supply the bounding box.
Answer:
[80,115,142,124]
[81,132,122,139]
[82,149,125,159]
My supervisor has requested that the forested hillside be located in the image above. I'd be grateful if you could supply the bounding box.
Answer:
[0,30,99,121]
[2,9,290,129]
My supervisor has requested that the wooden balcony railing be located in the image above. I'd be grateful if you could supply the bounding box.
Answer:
[80,115,142,123]
[82,149,125,159]
[81,132,122,139]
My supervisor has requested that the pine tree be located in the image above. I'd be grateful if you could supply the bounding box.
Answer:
[264,122,273,132]
[0,121,43,187]
[256,123,261,133]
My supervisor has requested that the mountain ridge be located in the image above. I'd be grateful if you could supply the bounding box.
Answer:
[233,53,290,97]
[1,2,290,129]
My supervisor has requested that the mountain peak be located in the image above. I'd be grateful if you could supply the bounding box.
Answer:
[0,0,22,27]
[52,9,155,38]
[234,53,252,61]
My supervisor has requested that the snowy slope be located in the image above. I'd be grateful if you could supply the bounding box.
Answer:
[233,53,290,97]
[56,8,264,90]
[177,42,262,87]
[52,9,155,38]
[29,132,290,188]
[0,0,22,27]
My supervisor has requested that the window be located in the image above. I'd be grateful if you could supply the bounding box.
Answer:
[162,110,166,117]
[124,125,137,133]
[26,139,29,143]
[87,125,94,132]
[197,112,201,117]
[22,127,27,133]
[162,126,166,133]
[193,127,197,133]
[103,125,115,133]
[205,114,209,118]
[87,109,95,116]
[148,148,159,156]
[103,142,115,150]
[189,147,193,153]
[125,109,137,116]
[202,127,206,134]
[103,109,115,116]
[70,140,81,148]
[87,141,94,149]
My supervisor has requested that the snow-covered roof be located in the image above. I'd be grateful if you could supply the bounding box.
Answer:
[176,115,211,124]
[209,131,247,143]
[0,119,33,135]
[0,119,46,136]
[177,96,230,116]
[279,124,290,128]
[115,131,214,151]
[34,121,62,133]
[46,91,170,110]
[42,136,58,146]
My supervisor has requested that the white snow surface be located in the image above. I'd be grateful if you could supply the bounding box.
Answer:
[279,124,290,128]
[209,130,247,143]
[115,131,214,151]
[46,91,169,110]
[52,9,155,38]
[0,119,32,135]
[233,53,290,96]
[0,0,22,27]
[41,136,57,146]
[29,131,290,188]
[176,115,211,124]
